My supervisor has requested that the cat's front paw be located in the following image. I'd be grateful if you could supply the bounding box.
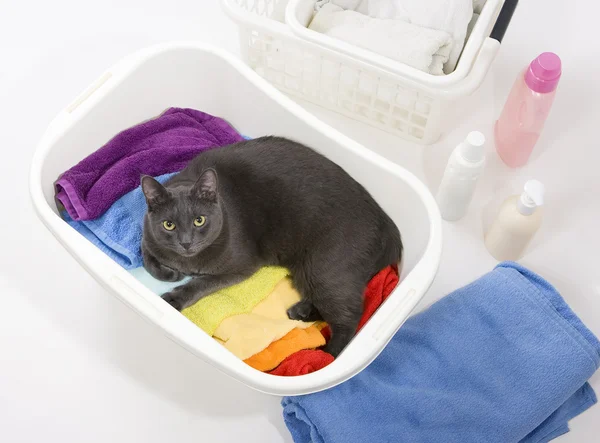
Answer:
[145,262,183,282]
[162,290,187,311]
[156,266,183,282]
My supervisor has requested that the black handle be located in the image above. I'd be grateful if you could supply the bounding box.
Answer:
[490,0,519,43]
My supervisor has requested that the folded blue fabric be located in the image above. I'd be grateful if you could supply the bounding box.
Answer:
[282,262,600,443]
[63,173,176,269]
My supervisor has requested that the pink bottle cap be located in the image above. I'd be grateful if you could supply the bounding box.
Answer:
[525,52,562,93]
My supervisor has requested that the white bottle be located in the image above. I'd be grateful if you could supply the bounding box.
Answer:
[484,180,545,261]
[436,131,486,221]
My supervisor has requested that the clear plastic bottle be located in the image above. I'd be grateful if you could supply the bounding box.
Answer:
[484,180,545,261]
[436,131,486,221]
[495,53,562,168]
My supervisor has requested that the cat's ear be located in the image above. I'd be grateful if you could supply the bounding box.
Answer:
[192,169,218,202]
[141,175,169,208]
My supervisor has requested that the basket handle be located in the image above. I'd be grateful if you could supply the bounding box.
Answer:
[490,0,519,43]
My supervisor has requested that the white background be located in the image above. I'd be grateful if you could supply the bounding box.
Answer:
[1,0,599,441]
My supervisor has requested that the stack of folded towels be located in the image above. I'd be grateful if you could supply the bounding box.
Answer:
[56,107,398,375]
[310,0,478,74]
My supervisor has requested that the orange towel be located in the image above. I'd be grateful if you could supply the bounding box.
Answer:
[244,325,326,372]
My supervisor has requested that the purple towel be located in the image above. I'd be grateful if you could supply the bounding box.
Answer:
[55,108,243,221]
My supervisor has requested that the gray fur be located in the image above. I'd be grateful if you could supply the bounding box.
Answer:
[141,136,402,356]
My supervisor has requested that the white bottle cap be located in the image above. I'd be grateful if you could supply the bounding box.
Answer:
[517,180,545,215]
[458,131,486,163]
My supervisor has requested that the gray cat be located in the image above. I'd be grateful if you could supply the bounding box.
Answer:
[141,136,402,357]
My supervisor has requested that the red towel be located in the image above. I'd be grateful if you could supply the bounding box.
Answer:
[269,350,335,376]
[270,265,399,376]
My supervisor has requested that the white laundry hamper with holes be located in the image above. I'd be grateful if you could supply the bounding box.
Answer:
[221,0,519,144]
[29,43,442,396]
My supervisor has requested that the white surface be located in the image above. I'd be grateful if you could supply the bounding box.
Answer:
[30,42,441,395]
[1,0,599,441]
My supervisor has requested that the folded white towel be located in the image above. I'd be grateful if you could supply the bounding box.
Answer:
[314,0,474,73]
[367,0,473,72]
[309,4,453,75]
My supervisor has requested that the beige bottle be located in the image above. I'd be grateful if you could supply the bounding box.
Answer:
[485,180,545,261]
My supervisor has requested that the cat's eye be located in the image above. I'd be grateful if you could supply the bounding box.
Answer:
[193,216,206,227]
[162,220,176,231]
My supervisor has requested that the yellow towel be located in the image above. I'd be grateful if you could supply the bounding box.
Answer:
[244,325,326,372]
[182,266,289,335]
[213,278,314,360]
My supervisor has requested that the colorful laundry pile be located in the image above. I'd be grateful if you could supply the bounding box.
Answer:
[132,264,399,375]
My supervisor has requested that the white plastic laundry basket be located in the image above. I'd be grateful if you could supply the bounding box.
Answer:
[222,0,519,144]
[30,43,442,396]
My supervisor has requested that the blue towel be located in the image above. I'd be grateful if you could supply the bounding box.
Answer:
[282,262,600,443]
[63,173,176,269]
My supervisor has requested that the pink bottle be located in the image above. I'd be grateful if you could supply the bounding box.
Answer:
[495,52,562,168]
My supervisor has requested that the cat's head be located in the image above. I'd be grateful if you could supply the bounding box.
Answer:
[141,169,223,257]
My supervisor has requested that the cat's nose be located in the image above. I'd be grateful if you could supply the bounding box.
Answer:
[180,242,191,250]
